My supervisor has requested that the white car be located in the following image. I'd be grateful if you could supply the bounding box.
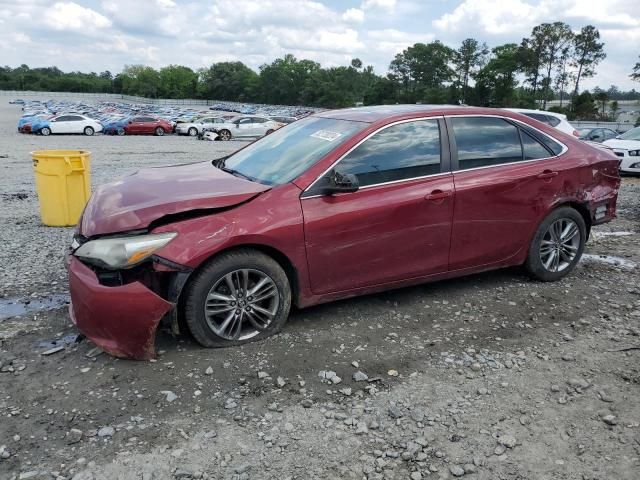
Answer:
[211,116,284,141]
[175,116,228,136]
[505,108,579,137]
[602,126,640,174]
[39,114,103,136]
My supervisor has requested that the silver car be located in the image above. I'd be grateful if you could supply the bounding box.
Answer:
[213,116,284,141]
[176,116,228,136]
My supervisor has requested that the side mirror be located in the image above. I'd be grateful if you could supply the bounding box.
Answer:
[321,170,359,195]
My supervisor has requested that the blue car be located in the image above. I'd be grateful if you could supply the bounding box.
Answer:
[102,117,130,135]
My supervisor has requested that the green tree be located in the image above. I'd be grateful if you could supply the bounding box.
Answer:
[199,62,258,101]
[453,38,489,102]
[389,41,455,102]
[474,43,523,107]
[609,100,620,121]
[158,65,198,98]
[593,89,609,119]
[632,55,640,82]
[257,54,320,105]
[534,22,574,108]
[571,26,606,96]
[570,91,597,120]
[120,65,161,97]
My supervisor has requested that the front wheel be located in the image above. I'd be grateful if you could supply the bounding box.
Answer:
[117,127,125,136]
[265,129,274,135]
[217,129,231,141]
[40,127,51,136]
[84,126,94,136]
[183,250,291,348]
[188,127,198,136]
[525,207,586,281]
[155,127,165,136]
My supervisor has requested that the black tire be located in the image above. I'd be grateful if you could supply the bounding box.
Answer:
[155,126,165,136]
[184,249,292,348]
[84,126,94,136]
[117,127,125,136]
[188,127,198,136]
[40,127,51,136]
[265,129,274,135]
[525,206,586,282]
[218,129,231,141]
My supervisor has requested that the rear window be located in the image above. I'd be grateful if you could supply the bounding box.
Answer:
[524,112,561,127]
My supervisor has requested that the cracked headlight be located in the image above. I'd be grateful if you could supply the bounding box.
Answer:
[74,232,177,269]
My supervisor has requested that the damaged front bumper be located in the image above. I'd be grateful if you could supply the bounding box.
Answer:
[67,256,174,360]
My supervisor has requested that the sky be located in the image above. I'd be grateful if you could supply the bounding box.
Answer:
[0,0,639,90]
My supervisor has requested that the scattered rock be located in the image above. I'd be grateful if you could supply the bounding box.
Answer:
[67,428,83,444]
[205,367,213,375]
[450,465,465,477]
[352,371,368,382]
[97,426,115,438]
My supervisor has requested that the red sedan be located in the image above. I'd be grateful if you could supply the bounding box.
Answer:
[67,105,620,359]
[123,116,173,135]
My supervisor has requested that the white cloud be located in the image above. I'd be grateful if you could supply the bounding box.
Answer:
[362,0,397,10]
[43,2,111,31]
[433,0,542,34]
[0,0,638,90]
[342,8,365,24]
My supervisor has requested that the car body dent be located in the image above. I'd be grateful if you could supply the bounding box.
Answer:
[67,256,173,360]
[80,161,271,237]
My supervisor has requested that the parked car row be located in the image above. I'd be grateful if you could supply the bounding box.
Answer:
[13,99,314,137]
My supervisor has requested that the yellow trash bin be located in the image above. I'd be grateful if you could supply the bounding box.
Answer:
[32,150,91,227]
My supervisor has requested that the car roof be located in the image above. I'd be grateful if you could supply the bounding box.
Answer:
[504,108,567,120]
[313,104,543,124]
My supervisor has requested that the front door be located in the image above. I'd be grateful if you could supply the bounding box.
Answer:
[446,115,570,270]
[301,118,454,294]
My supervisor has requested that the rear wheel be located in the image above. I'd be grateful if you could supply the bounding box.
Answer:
[155,126,165,136]
[188,127,198,136]
[117,127,125,136]
[184,250,291,348]
[84,126,94,136]
[525,207,586,281]
[265,129,274,135]
[40,127,51,136]
[218,129,231,141]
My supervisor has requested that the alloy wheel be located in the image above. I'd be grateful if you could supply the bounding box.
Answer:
[204,269,279,341]
[539,218,580,272]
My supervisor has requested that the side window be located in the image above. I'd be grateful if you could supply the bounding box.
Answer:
[55,116,71,122]
[521,130,552,160]
[451,117,522,169]
[544,115,561,127]
[332,119,442,187]
[239,118,251,124]
[67,116,82,121]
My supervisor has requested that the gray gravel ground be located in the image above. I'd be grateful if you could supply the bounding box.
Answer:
[1,101,639,480]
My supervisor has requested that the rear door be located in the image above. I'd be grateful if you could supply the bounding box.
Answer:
[50,115,72,133]
[446,115,568,271]
[301,117,455,294]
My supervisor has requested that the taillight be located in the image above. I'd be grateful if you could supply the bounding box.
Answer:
[572,130,580,137]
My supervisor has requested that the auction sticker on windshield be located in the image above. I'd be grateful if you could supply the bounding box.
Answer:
[311,130,343,142]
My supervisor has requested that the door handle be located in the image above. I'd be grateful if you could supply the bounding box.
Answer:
[537,170,558,180]
[425,190,451,202]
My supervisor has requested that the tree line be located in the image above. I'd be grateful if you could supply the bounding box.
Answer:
[1,22,639,121]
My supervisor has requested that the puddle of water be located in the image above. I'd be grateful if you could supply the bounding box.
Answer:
[592,231,635,238]
[0,294,70,321]
[581,254,637,270]
[37,333,80,350]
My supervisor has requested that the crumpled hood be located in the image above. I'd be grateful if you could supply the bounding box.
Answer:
[81,161,270,237]
[602,138,640,150]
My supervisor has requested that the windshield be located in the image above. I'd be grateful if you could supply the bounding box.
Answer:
[223,116,366,185]
[619,127,640,141]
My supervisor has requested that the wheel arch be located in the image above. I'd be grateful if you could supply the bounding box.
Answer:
[178,243,301,309]
[555,201,592,240]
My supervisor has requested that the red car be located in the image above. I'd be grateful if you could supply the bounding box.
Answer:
[67,105,620,359]
[123,116,173,135]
